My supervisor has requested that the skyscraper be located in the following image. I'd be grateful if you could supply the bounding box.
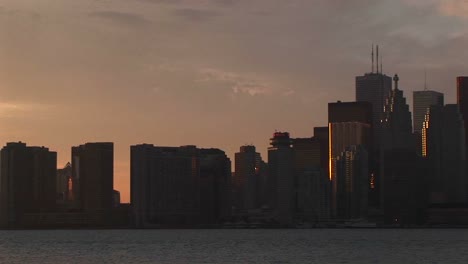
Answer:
[268,132,294,225]
[71,142,114,212]
[457,76,468,160]
[382,74,414,151]
[292,137,330,222]
[413,90,444,134]
[328,101,372,218]
[423,104,466,204]
[356,72,392,148]
[0,142,57,228]
[336,145,368,220]
[234,145,264,211]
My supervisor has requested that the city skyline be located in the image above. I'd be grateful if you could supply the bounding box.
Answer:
[1,0,468,203]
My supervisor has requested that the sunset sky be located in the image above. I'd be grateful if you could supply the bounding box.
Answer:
[1,0,467,202]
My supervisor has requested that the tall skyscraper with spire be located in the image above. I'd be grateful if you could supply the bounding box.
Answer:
[382,74,414,151]
[356,45,392,148]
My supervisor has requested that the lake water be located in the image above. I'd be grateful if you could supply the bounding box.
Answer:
[0,229,467,263]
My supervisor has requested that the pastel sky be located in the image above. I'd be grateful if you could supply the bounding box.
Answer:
[1,0,468,202]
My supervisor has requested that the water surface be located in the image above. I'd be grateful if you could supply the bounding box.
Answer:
[0,229,467,263]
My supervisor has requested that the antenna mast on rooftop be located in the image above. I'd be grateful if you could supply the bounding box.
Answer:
[424,70,428,91]
[376,45,379,73]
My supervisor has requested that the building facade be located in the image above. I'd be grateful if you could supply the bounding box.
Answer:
[0,142,57,228]
[336,145,368,220]
[267,132,294,225]
[356,72,392,148]
[423,104,466,204]
[292,137,330,222]
[71,143,114,213]
[234,145,264,211]
[413,90,444,134]
[131,144,231,227]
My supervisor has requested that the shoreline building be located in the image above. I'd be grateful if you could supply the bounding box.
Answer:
[0,142,57,228]
[71,143,114,214]
[131,144,231,228]
[423,104,466,204]
[268,132,294,225]
[292,137,330,222]
[234,145,265,212]
[336,145,369,220]
[328,101,372,219]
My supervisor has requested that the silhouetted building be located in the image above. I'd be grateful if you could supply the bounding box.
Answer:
[457,76,468,173]
[57,162,72,203]
[0,142,57,228]
[292,137,330,222]
[131,144,231,227]
[382,74,414,151]
[423,104,466,204]
[413,90,444,134]
[383,150,428,225]
[356,72,392,147]
[328,101,372,218]
[457,76,468,205]
[199,148,232,225]
[268,132,294,225]
[313,126,329,178]
[234,145,265,211]
[380,75,428,225]
[113,190,121,208]
[336,145,368,220]
[356,68,392,214]
[71,143,114,213]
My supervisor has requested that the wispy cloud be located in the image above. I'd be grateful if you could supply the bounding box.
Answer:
[438,0,468,19]
[89,11,151,27]
[197,68,276,96]
[0,102,51,118]
[172,8,220,22]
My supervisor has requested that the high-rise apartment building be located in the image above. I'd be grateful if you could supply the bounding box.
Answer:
[0,142,57,228]
[268,132,294,225]
[71,143,114,212]
[131,144,231,227]
[234,145,265,211]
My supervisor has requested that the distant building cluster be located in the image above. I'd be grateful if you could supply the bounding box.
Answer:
[1,48,468,228]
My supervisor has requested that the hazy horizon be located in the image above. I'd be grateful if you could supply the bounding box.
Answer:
[1,0,468,202]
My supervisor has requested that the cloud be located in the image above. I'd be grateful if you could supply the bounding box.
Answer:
[438,0,468,19]
[197,68,273,96]
[139,0,236,7]
[172,8,220,22]
[89,11,150,27]
[0,102,51,118]
[402,0,468,19]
